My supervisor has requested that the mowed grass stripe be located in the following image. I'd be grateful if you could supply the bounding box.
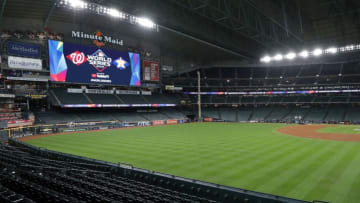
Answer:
[156,135,294,176]
[267,141,339,196]
[232,139,321,190]
[324,144,360,203]
[286,141,352,201]
[25,123,360,203]
[200,137,307,185]
[344,166,360,203]
[303,143,360,201]
[252,140,325,192]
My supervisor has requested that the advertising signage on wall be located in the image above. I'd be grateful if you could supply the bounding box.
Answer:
[48,40,140,86]
[8,56,42,71]
[143,61,159,81]
[8,41,41,58]
[71,31,124,47]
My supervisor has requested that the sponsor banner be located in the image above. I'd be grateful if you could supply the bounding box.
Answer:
[141,90,152,95]
[152,120,165,126]
[48,40,140,86]
[162,65,173,72]
[85,89,114,94]
[7,119,34,128]
[40,128,53,134]
[8,56,42,71]
[185,89,360,96]
[204,118,213,122]
[137,109,157,113]
[63,121,97,127]
[142,83,161,88]
[137,121,151,126]
[143,61,159,81]
[67,88,83,93]
[116,90,140,95]
[61,104,177,108]
[71,31,123,47]
[166,119,177,125]
[165,85,183,91]
[178,119,189,124]
[0,93,15,98]
[8,41,41,58]
[61,128,87,132]
[6,76,49,82]
[122,122,137,127]
[25,94,47,99]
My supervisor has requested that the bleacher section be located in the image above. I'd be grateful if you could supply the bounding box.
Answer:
[36,110,187,124]
[87,94,120,104]
[52,89,89,104]
[141,112,169,121]
[50,89,180,105]
[345,108,360,123]
[195,106,359,123]
[118,94,148,104]
[237,109,253,122]
[250,107,271,121]
[0,140,306,203]
[164,63,360,87]
[304,107,327,122]
[266,107,291,121]
[202,108,220,119]
[219,108,236,122]
[325,107,346,122]
[162,109,187,120]
[0,141,217,203]
[111,112,147,122]
[283,108,310,122]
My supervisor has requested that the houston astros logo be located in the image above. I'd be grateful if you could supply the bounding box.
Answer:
[66,51,87,66]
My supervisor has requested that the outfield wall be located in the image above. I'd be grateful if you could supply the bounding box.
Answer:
[8,118,190,139]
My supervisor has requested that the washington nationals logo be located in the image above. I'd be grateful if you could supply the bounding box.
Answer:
[66,51,87,66]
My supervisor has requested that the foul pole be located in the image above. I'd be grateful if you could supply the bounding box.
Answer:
[197,71,202,120]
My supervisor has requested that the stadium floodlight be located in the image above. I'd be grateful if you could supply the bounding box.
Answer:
[299,50,309,58]
[137,17,155,28]
[55,0,158,31]
[69,0,86,8]
[273,54,283,61]
[325,47,338,54]
[313,48,323,56]
[108,8,121,18]
[260,56,271,63]
[285,52,296,60]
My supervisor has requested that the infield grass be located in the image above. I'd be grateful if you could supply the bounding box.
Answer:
[25,123,360,203]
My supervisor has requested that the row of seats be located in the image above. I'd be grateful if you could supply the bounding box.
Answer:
[35,109,187,124]
[202,106,359,123]
[0,142,217,203]
[51,89,180,105]
[169,63,360,80]
[190,95,358,104]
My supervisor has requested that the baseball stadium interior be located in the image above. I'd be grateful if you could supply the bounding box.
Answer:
[1,0,360,202]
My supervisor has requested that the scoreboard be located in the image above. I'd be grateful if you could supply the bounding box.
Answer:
[48,40,140,86]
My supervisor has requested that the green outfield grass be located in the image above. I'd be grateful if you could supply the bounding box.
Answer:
[317,125,360,134]
[25,123,360,203]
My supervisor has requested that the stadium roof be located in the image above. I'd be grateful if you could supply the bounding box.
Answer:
[2,0,360,65]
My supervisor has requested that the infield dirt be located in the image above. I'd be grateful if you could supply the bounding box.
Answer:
[277,124,360,142]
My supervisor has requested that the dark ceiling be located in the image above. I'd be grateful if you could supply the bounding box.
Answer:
[1,0,360,64]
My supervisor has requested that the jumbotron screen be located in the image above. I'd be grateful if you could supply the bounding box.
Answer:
[48,40,140,86]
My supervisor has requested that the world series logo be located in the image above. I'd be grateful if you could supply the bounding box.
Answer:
[66,49,129,72]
